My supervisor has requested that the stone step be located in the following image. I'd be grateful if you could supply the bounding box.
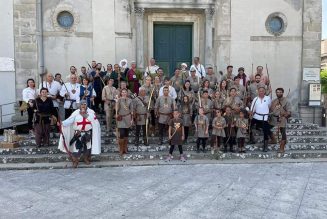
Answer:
[18,134,327,148]
[98,123,320,131]
[255,136,327,143]
[1,150,327,164]
[2,142,327,156]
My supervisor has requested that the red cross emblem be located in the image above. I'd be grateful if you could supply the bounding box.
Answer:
[76,117,91,131]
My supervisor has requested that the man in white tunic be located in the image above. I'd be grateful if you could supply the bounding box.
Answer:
[60,74,81,119]
[189,57,206,78]
[249,85,271,152]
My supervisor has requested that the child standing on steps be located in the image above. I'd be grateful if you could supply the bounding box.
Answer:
[166,110,186,162]
[224,106,236,153]
[211,109,226,154]
[236,109,248,153]
[194,107,209,153]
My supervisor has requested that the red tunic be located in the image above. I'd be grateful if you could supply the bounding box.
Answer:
[127,68,140,95]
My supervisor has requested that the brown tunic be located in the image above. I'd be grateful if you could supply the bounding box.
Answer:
[269,97,291,127]
[168,118,184,145]
[116,97,133,128]
[179,103,193,127]
[205,74,219,90]
[236,118,248,138]
[194,115,209,138]
[212,116,226,137]
[224,114,236,137]
[133,96,149,126]
[155,96,175,124]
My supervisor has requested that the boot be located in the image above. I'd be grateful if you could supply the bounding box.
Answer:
[269,133,277,144]
[278,140,286,153]
[249,132,255,144]
[72,156,79,168]
[123,138,128,154]
[263,140,268,152]
[242,139,246,153]
[83,150,91,165]
[84,155,90,165]
[196,142,200,153]
[118,139,124,156]
[143,138,149,146]
[238,141,242,153]
[230,144,235,153]
[134,136,139,147]
[202,144,206,153]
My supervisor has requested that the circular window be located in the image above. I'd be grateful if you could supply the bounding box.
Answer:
[57,11,74,29]
[265,13,287,36]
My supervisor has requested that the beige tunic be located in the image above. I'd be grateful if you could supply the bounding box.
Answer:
[194,115,209,138]
[201,98,213,122]
[179,103,193,127]
[133,96,149,126]
[212,98,224,111]
[234,85,246,100]
[205,74,219,90]
[141,84,155,109]
[269,97,291,127]
[178,89,195,104]
[155,96,175,124]
[170,75,183,93]
[186,76,201,93]
[102,85,117,110]
[212,116,226,137]
[236,118,248,138]
[223,96,243,114]
[222,74,236,89]
[116,97,133,128]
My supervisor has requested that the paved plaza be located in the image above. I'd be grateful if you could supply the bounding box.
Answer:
[0,162,327,219]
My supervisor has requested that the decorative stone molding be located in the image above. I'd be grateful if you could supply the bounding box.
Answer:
[205,7,215,19]
[51,4,80,32]
[134,7,145,17]
[265,12,288,37]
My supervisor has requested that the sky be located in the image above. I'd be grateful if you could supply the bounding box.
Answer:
[323,0,327,39]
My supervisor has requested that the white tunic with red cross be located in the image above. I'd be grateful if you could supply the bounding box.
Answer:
[73,114,93,132]
[59,108,101,154]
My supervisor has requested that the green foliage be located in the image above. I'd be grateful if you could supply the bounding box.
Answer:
[321,69,327,94]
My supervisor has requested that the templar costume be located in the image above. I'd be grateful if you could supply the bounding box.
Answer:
[58,102,101,168]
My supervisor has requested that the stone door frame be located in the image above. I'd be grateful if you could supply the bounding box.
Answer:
[147,13,201,65]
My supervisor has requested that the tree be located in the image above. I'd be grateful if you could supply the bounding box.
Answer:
[321,69,327,94]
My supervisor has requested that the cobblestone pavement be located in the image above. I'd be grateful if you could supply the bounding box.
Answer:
[0,163,327,219]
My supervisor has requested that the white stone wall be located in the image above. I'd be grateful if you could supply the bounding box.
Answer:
[228,0,303,112]
[42,0,93,77]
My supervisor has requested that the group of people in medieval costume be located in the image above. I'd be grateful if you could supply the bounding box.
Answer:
[21,56,291,167]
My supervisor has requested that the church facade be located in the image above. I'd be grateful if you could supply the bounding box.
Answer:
[0,0,323,124]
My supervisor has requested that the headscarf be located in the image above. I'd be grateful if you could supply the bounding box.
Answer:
[119,59,128,68]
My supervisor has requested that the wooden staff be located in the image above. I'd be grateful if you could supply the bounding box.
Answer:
[145,86,155,143]
[266,64,272,99]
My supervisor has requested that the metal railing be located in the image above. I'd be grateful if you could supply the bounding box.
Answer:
[0,102,17,129]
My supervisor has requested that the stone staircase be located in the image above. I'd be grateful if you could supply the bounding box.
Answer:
[0,115,327,168]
